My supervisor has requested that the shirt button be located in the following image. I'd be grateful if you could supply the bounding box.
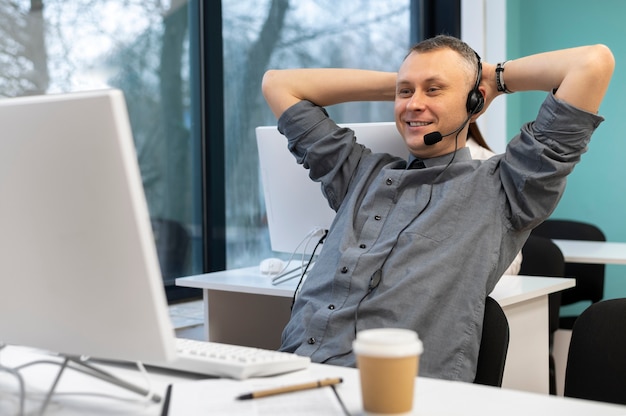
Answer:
[307,337,316,345]
[359,244,366,249]
[374,215,381,221]
[386,178,393,185]
[328,304,335,310]
[340,266,348,273]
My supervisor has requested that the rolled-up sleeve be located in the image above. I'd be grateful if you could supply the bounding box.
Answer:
[501,93,604,230]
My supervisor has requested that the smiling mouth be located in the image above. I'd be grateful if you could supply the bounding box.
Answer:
[407,121,431,127]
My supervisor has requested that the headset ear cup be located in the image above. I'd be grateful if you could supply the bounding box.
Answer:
[467,52,484,115]
[466,90,484,115]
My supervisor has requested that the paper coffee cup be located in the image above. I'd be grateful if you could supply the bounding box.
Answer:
[353,328,423,416]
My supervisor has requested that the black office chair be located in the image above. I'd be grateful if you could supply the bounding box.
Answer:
[564,298,626,405]
[474,296,509,387]
[531,219,606,329]
[519,234,565,395]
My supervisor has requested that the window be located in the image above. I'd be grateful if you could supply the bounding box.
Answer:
[1,0,203,301]
[221,0,411,268]
[2,0,414,297]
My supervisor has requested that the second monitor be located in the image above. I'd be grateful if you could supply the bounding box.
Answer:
[256,122,408,255]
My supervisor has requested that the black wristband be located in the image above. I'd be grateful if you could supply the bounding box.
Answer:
[495,61,512,94]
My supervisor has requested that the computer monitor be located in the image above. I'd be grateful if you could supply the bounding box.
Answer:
[256,122,408,255]
[0,90,176,364]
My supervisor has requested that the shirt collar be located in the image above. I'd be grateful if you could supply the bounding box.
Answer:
[407,147,472,169]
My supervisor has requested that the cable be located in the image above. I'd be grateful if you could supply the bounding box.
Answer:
[5,354,160,415]
[133,361,155,404]
[408,129,461,217]
[0,344,26,416]
[290,230,328,309]
[320,269,382,364]
[272,227,327,285]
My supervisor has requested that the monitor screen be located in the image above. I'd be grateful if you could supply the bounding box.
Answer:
[256,122,408,255]
[0,90,176,364]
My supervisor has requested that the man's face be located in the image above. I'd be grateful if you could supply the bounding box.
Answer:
[394,48,474,158]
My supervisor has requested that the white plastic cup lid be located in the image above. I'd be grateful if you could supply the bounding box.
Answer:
[353,328,423,357]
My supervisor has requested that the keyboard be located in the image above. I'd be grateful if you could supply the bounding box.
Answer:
[150,338,310,380]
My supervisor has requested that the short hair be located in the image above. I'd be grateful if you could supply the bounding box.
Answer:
[405,35,479,85]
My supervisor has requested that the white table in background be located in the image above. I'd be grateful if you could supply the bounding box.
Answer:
[177,268,574,394]
[553,239,626,265]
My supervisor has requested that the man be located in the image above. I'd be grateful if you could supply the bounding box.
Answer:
[261,35,613,382]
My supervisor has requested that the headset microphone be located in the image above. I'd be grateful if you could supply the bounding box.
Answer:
[423,114,472,145]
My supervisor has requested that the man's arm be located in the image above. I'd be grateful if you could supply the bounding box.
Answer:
[261,68,397,119]
[482,45,614,114]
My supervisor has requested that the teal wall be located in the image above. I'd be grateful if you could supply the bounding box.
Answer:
[506,0,626,312]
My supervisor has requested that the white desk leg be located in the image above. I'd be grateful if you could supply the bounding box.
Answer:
[202,289,210,341]
[553,328,573,396]
[501,296,550,394]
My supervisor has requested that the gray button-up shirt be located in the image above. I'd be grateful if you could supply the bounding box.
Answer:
[277,93,603,382]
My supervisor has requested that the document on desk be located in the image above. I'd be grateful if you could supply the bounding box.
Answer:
[162,378,348,416]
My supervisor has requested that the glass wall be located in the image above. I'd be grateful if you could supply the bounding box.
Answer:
[222,0,411,268]
[1,0,412,296]
[0,0,203,301]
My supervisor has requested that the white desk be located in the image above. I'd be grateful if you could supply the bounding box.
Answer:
[177,268,574,394]
[553,239,626,265]
[1,345,624,415]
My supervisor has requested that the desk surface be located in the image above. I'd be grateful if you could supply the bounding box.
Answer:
[176,266,575,306]
[1,345,624,415]
[177,267,575,394]
[553,239,626,265]
[178,266,299,297]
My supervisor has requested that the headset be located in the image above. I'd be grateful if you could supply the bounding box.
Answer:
[466,52,484,115]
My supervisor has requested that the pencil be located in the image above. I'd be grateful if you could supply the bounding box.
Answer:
[236,377,343,400]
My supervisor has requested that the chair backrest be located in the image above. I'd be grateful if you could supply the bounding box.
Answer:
[564,298,626,405]
[531,219,605,307]
[474,296,509,387]
[519,235,565,334]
